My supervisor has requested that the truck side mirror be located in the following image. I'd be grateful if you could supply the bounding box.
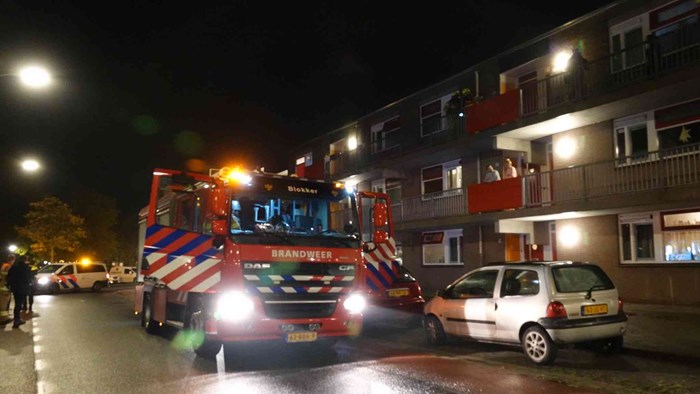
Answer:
[209,186,227,217]
[373,202,388,227]
[212,219,228,236]
[373,230,388,243]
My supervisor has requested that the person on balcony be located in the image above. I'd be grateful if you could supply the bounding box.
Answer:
[504,158,518,179]
[483,164,501,183]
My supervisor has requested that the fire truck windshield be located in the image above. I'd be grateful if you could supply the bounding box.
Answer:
[229,188,359,247]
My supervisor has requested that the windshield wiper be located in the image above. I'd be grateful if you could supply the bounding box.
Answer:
[585,284,608,299]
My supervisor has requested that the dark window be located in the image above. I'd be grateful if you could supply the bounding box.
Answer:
[629,124,648,156]
[501,269,540,296]
[636,224,655,259]
[621,224,632,260]
[59,265,74,275]
[450,270,498,298]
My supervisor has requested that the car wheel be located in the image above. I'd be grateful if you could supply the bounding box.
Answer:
[522,326,557,365]
[49,283,60,295]
[424,315,447,346]
[188,299,221,359]
[594,336,624,354]
[92,281,104,292]
[142,294,161,335]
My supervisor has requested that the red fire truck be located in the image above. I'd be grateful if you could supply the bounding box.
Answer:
[134,167,396,359]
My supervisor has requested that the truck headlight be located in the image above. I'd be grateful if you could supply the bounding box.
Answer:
[343,293,366,314]
[38,277,50,286]
[215,292,254,322]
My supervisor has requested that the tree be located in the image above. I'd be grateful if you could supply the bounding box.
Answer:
[69,187,119,262]
[15,196,87,262]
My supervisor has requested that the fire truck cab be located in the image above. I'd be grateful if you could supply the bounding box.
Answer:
[135,168,393,359]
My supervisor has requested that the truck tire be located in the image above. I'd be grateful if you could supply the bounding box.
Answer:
[142,294,161,335]
[188,298,221,359]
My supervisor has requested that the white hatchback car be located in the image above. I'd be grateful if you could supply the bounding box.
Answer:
[423,261,627,365]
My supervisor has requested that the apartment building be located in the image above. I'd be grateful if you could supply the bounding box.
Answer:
[290,0,700,305]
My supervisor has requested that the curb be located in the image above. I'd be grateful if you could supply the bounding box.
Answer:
[623,347,700,365]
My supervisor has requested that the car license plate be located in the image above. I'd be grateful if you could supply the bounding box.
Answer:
[388,288,410,297]
[582,304,608,316]
[285,332,317,343]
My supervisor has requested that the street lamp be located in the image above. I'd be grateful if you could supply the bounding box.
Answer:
[0,65,52,89]
[21,158,41,173]
[18,65,52,88]
[8,244,18,253]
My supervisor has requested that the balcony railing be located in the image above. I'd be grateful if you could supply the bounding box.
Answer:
[523,143,700,207]
[466,19,699,134]
[521,19,698,118]
[393,188,465,222]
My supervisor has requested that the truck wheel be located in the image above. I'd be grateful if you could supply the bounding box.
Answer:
[142,294,161,335]
[522,326,557,365]
[188,300,221,359]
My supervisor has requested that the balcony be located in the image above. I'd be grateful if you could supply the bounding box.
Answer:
[469,19,699,134]
[393,188,466,223]
[523,143,700,208]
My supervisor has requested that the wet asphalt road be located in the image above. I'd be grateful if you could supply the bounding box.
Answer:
[4,287,700,394]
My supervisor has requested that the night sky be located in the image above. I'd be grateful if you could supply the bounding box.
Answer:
[0,0,615,246]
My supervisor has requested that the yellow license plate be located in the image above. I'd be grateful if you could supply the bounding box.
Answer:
[582,304,608,316]
[388,288,410,297]
[285,332,318,343]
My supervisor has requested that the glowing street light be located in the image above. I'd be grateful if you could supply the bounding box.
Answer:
[18,65,52,88]
[8,244,18,253]
[21,159,41,173]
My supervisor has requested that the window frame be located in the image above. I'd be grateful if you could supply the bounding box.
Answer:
[420,159,463,196]
[617,211,700,265]
[422,228,463,266]
[370,116,400,154]
[613,112,658,165]
[609,14,649,72]
[419,94,452,137]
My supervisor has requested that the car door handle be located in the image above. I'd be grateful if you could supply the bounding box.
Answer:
[494,302,498,311]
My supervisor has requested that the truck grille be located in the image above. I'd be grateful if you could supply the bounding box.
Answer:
[243,262,353,319]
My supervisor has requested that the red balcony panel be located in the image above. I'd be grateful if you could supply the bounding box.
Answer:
[468,177,522,213]
[466,89,520,134]
[304,161,325,180]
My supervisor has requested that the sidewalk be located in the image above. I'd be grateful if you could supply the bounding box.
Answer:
[623,303,700,362]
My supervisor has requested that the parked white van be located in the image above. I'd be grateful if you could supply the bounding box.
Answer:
[109,265,137,283]
[35,262,110,293]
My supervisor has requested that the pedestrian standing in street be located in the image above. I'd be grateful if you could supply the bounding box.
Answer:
[23,259,38,314]
[0,254,16,325]
[6,255,32,328]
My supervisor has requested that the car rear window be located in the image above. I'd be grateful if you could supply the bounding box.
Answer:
[551,265,614,293]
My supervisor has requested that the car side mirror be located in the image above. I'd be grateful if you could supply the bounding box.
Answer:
[436,289,446,298]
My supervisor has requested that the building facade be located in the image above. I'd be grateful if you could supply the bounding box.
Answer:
[290,0,700,305]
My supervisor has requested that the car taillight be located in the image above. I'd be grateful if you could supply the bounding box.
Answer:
[618,297,624,313]
[546,301,567,318]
